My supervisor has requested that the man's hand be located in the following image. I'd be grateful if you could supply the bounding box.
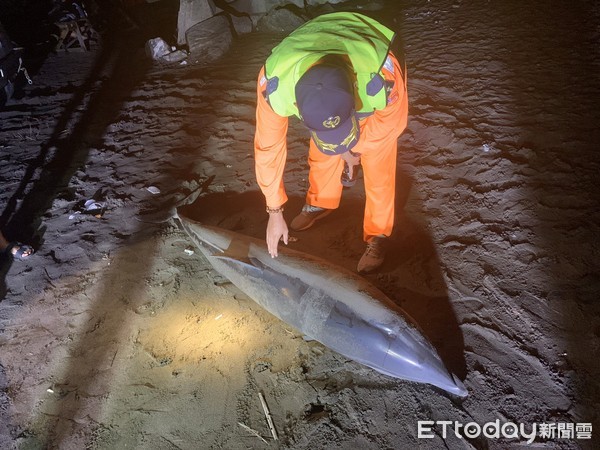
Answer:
[266,211,288,258]
[341,151,361,178]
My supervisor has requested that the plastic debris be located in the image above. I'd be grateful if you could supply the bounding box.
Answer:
[83,199,105,217]
[85,199,103,210]
[146,186,160,194]
[145,37,171,60]
[145,37,188,63]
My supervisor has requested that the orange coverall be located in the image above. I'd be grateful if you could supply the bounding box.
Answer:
[255,52,408,242]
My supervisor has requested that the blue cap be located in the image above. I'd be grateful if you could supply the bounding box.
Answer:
[295,64,360,155]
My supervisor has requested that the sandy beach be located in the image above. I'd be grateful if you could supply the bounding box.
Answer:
[1,0,599,448]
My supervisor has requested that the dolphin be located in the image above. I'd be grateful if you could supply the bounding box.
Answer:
[177,212,467,397]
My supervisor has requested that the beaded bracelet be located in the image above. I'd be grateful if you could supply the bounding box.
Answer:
[266,205,284,214]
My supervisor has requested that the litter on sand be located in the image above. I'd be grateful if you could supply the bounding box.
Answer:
[238,422,268,444]
[84,199,104,210]
[258,392,278,441]
[146,186,161,194]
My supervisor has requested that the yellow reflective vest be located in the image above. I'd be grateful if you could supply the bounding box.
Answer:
[264,12,395,118]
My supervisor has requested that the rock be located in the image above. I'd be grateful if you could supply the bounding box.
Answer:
[161,50,189,63]
[185,15,233,64]
[256,7,306,33]
[229,15,254,35]
[345,0,386,11]
[177,0,217,45]
[226,0,292,15]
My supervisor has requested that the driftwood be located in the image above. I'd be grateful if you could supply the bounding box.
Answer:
[258,392,278,441]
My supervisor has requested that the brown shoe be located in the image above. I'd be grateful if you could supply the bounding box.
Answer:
[357,236,387,273]
[290,204,333,231]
